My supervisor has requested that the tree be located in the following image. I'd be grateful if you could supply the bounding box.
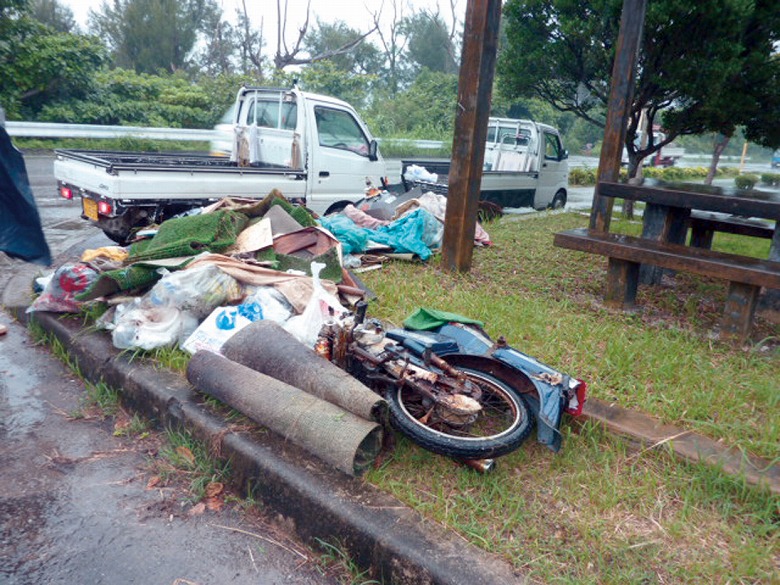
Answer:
[402,9,458,75]
[89,0,219,74]
[0,0,107,118]
[498,0,780,182]
[27,0,76,33]
[304,19,383,75]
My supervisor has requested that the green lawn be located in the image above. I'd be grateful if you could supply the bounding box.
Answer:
[359,210,779,584]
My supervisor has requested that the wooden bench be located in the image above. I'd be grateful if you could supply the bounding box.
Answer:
[553,227,780,339]
[688,211,775,248]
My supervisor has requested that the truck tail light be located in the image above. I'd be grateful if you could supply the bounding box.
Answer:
[98,200,113,215]
[60,186,73,200]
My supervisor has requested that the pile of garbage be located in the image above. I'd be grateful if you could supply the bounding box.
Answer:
[27,188,490,353]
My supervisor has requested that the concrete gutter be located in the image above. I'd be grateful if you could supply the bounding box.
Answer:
[2,262,529,585]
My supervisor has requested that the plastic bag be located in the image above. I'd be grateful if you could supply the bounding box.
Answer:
[145,264,242,319]
[27,263,100,313]
[403,164,438,183]
[111,301,198,350]
[181,304,259,354]
[243,286,293,323]
[283,262,348,348]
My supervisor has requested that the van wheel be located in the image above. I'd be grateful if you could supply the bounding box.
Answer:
[551,190,567,209]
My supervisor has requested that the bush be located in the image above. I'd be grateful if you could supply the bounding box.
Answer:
[734,174,759,189]
[760,173,780,186]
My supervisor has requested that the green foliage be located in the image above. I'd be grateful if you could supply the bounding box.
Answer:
[0,15,107,118]
[760,173,780,186]
[402,10,458,75]
[26,0,77,33]
[39,68,217,127]
[498,0,780,164]
[364,69,459,140]
[277,61,374,110]
[89,0,219,74]
[734,174,759,189]
[303,19,383,77]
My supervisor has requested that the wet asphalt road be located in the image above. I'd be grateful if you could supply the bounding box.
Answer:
[0,153,339,585]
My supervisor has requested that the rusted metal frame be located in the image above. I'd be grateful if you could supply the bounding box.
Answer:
[589,0,648,233]
[442,0,502,273]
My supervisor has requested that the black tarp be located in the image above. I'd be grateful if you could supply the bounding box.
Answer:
[0,126,51,265]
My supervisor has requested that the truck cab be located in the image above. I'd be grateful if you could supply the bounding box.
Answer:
[229,86,387,214]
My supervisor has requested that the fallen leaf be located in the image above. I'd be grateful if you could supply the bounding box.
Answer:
[175,446,195,465]
[146,475,161,489]
[205,497,223,512]
[188,502,206,516]
[205,482,224,498]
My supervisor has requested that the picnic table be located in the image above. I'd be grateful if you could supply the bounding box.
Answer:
[554,179,780,339]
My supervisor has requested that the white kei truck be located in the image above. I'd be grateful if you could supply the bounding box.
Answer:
[54,86,569,243]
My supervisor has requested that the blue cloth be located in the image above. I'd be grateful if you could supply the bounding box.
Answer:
[0,127,51,265]
[319,208,440,260]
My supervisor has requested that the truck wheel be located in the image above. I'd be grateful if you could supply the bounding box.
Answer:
[551,190,567,209]
[324,201,353,215]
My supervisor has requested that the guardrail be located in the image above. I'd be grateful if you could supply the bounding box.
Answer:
[5,121,446,150]
[6,121,217,141]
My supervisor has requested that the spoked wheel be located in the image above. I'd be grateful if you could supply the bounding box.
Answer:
[385,367,534,460]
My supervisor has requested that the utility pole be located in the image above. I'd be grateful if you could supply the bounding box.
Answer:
[589,0,648,233]
[441,0,502,272]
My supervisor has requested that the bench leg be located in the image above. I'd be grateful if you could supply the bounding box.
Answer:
[721,282,760,340]
[689,226,714,249]
[605,258,639,309]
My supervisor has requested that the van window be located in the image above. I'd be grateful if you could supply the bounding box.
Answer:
[314,106,370,156]
[246,99,297,130]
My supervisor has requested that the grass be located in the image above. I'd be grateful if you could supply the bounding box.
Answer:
[51,208,778,583]
[356,210,778,584]
[155,427,231,501]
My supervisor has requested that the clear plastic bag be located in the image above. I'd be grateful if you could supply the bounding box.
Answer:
[145,264,242,319]
[283,262,348,347]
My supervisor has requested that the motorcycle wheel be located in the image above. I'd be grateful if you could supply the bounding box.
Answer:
[385,367,534,460]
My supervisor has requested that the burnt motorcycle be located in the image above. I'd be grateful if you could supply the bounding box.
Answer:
[317,303,587,462]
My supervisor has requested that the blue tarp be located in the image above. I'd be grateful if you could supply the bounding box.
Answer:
[0,127,51,265]
[319,208,441,260]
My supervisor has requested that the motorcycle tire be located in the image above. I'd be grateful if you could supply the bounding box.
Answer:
[385,367,534,460]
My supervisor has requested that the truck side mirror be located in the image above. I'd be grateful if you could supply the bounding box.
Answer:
[562,149,569,161]
[368,139,379,161]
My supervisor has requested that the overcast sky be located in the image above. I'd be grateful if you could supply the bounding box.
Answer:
[63,0,463,55]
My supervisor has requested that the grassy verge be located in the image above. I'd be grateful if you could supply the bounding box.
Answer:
[357,210,778,584]
[49,209,778,583]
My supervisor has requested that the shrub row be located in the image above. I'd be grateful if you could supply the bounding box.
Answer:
[568,164,741,187]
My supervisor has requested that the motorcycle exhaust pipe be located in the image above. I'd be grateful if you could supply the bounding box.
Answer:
[459,458,496,473]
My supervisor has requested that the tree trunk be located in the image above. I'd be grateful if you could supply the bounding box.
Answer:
[705,133,731,185]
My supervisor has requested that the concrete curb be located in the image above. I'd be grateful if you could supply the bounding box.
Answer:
[3,276,528,585]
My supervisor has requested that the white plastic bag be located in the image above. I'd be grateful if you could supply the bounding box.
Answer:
[181,305,256,354]
[283,262,348,348]
[111,302,198,350]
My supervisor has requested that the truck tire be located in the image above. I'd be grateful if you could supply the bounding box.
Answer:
[324,200,353,215]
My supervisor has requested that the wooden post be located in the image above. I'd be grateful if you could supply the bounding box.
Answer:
[441,0,502,273]
[589,0,648,233]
